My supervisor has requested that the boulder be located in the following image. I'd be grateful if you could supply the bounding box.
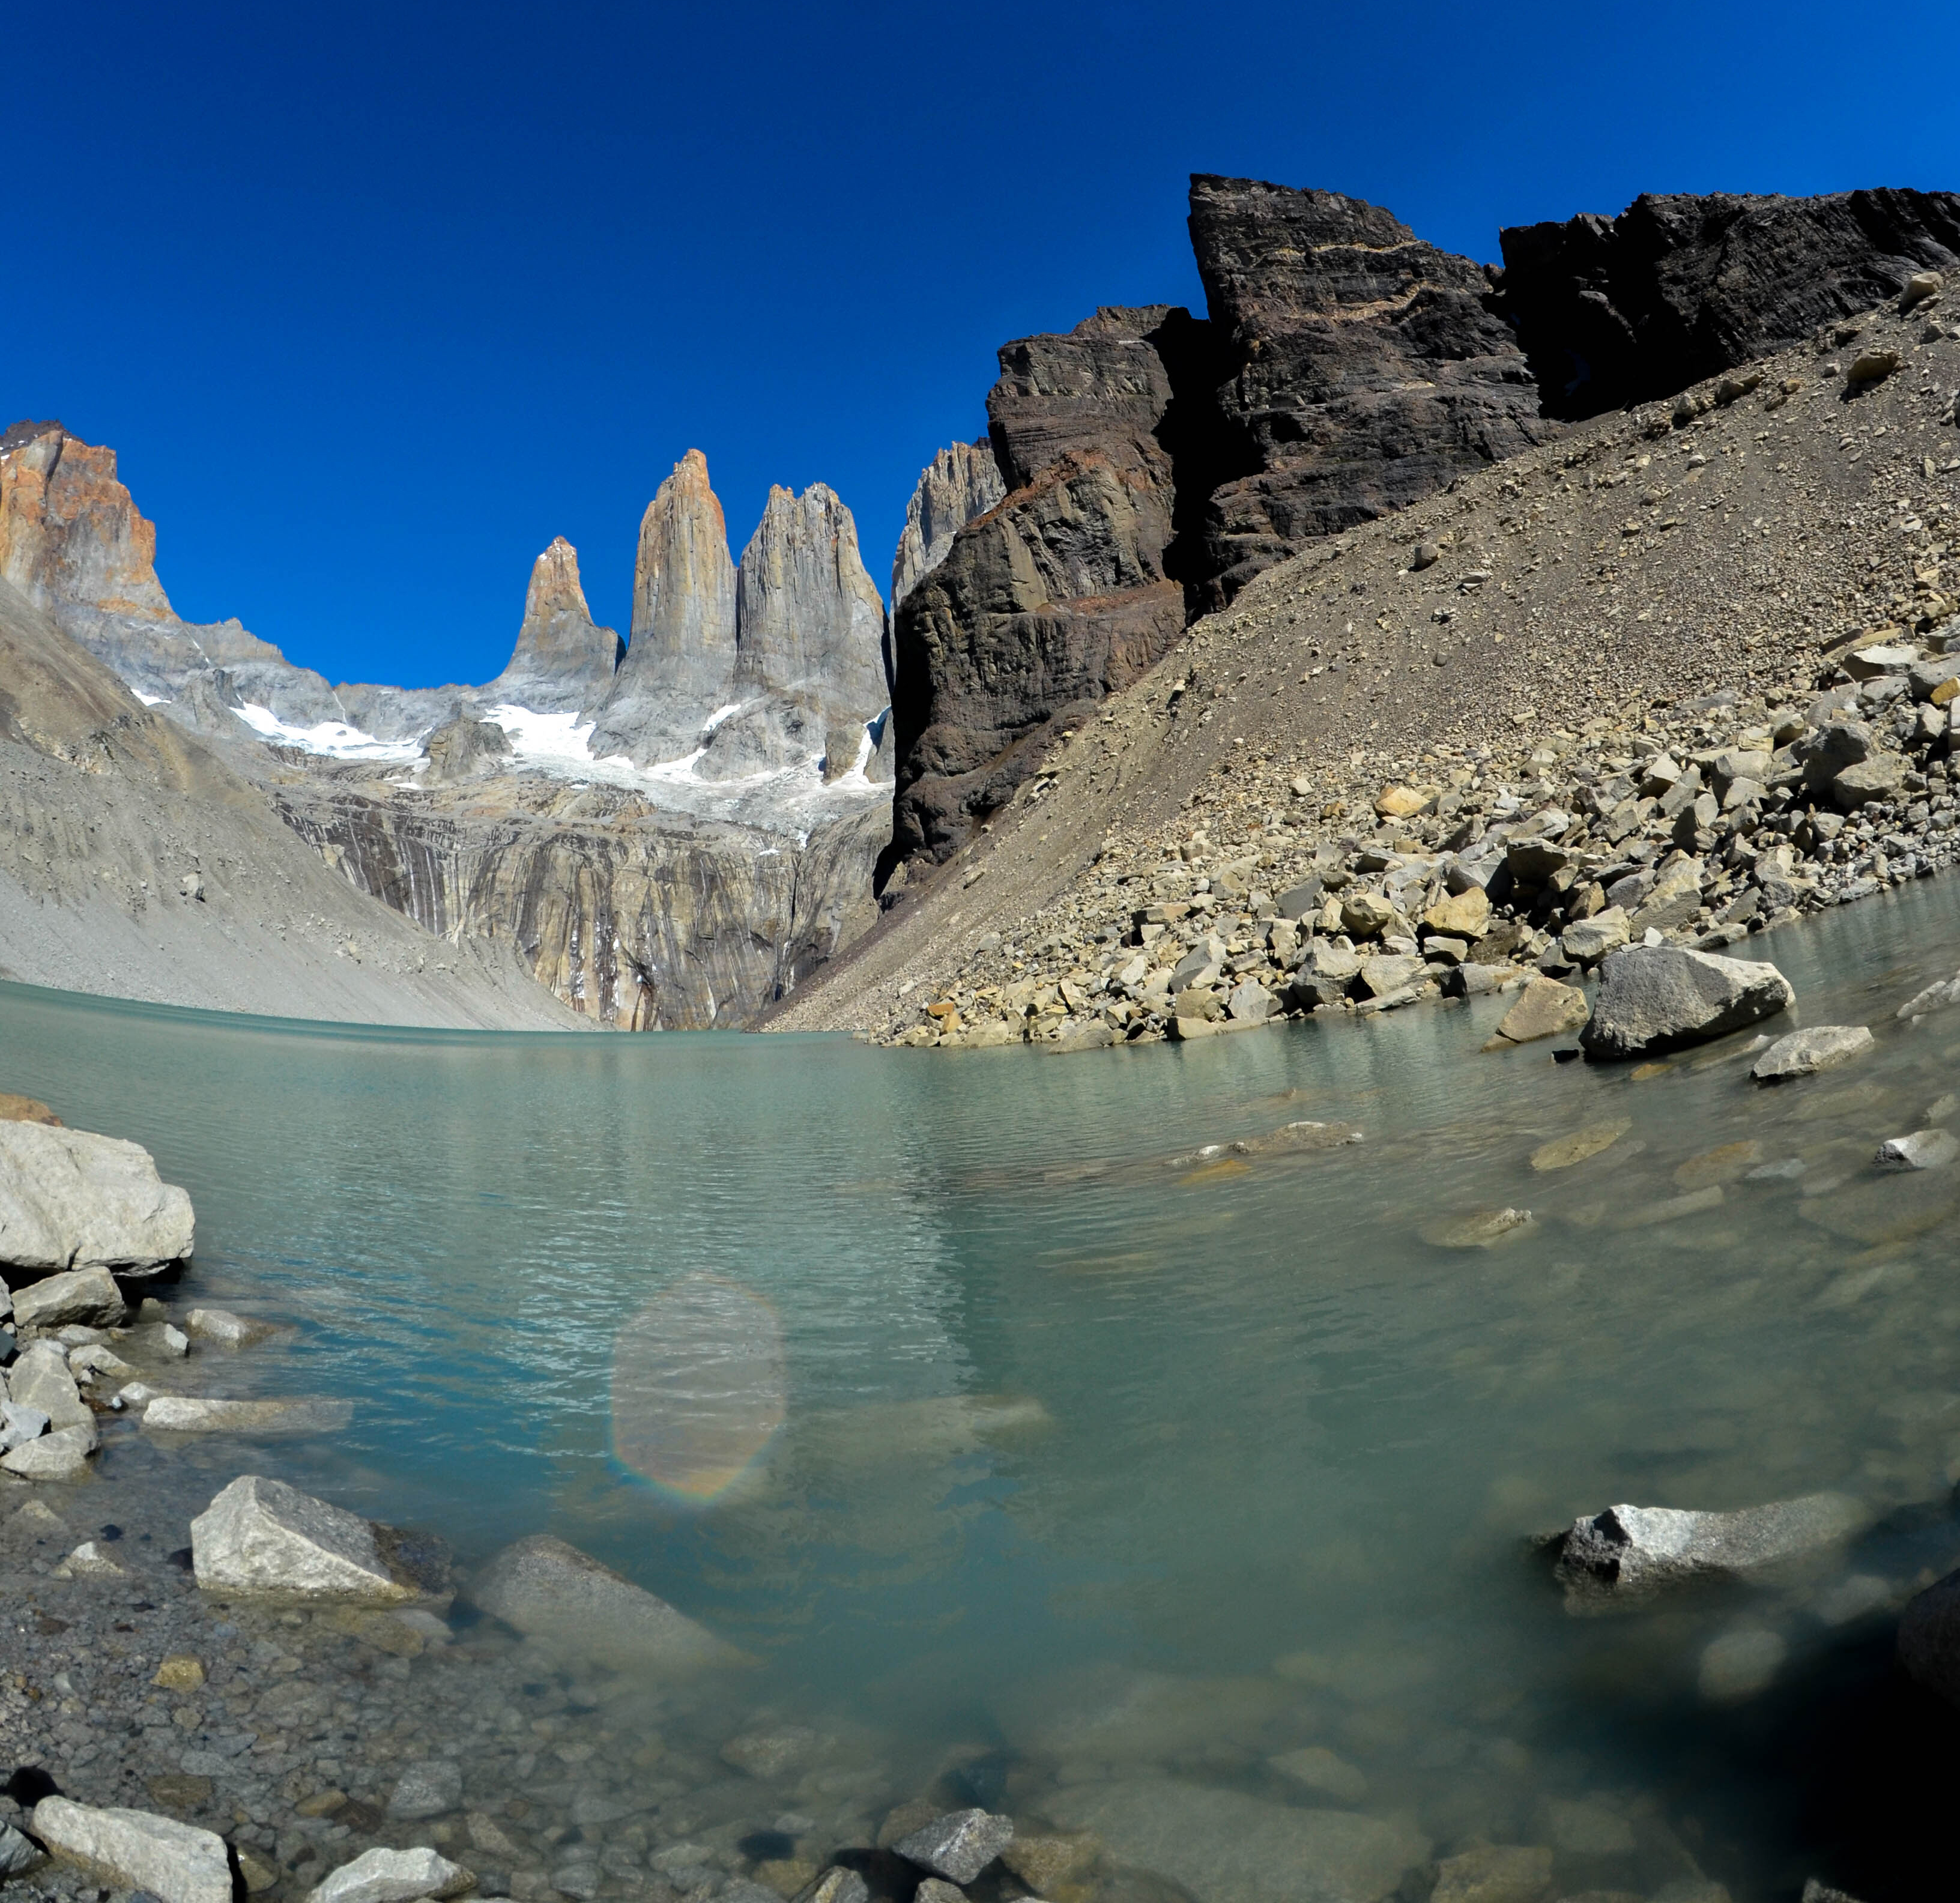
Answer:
[893,1811,1015,1885]
[469,1532,743,1672]
[1749,1024,1874,1082]
[386,1761,464,1820]
[0,1822,42,1879]
[7,1340,94,1427]
[1047,1777,1427,1903]
[32,1798,232,1903]
[1529,1122,1629,1172]
[1875,1128,1960,1171]
[1554,1494,1866,1609]
[309,1846,476,1903]
[1487,977,1588,1047]
[186,1307,278,1346]
[0,1423,97,1480]
[1560,908,1629,963]
[7,1263,126,1329]
[1580,945,1793,1059]
[1897,970,1960,1017]
[1423,886,1491,939]
[0,1123,193,1276]
[191,1475,442,1605]
[790,1872,869,1903]
[0,1094,61,1125]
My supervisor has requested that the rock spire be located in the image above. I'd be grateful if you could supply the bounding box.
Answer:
[490,537,622,714]
[891,440,1005,610]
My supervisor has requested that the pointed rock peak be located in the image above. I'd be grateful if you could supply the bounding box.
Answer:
[494,536,620,713]
[891,439,1006,608]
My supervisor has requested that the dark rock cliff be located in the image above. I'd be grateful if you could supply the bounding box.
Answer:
[1498,187,1960,419]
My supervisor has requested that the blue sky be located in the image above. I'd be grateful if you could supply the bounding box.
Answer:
[10,1,1959,689]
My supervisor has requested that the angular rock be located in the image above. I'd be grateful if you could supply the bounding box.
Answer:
[1896,970,1960,1017]
[1499,187,1960,418]
[419,716,513,785]
[488,537,622,716]
[1489,977,1588,1047]
[0,1122,193,1275]
[190,1475,437,1604]
[1423,886,1490,939]
[999,1833,1100,1892]
[1560,908,1629,963]
[891,440,1007,612]
[1875,1128,1960,1171]
[53,1538,128,1578]
[1749,1025,1874,1082]
[790,1869,870,1903]
[893,1810,1014,1885]
[1047,1777,1427,1903]
[0,1822,42,1879]
[185,1307,277,1347]
[387,1760,464,1821]
[469,1532,742,1672]
[1430,1845,1553,1903]
[6,1263,126,1329]
[589,450,739,767]
[309,1845,476,1903]
[1421,1208,1534,1249]
[1580,946,1793,1059]
[1,1398,51,1451]
[32,1797,232,1903]
[1,1423,96,1480]
[7,1340,94,1428]
[1554,1494,1866,1609]
[144,1394,354,1433]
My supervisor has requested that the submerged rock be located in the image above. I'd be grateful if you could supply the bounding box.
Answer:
[991,1663,1284,1763]
[893,1809,1014,1885]
[0,1123,193,1276]
[1430,1845,1553,1903]
[32,1797,232,1903]
[1580,945,1793,1060]
[144,1395,354,1434]
[1529,1123,1630,1171]
[1047,1777,1427,1903]
[1421,1208,1535,1250]
[1874,1128,1959,1170]
[1749,1024,1873,1082]
[1554,1493,1865,1609]
[1698,1626,1788,1703]
[1486,976,1589,1048]
[0,1421,96,1480]
[469,1532,743,1672]
[309,1845,476,1903]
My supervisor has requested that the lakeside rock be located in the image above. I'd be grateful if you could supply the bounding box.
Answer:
[1580,946,1793,1060]
[1749,1024,1873,1082]
[0,1122,193,1277]
[144,1395,355,1434]
[469,1532,744,1672]
[190,1475,446,1605]
[1554,1493,1866,1609]
[31,1796,233,1903]
[309,1845,476,1903]
[7,1262,127,1329]
[892,1809,1013,1884]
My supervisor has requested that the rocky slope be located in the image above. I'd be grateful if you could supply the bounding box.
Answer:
[0,575,582,1028]
[767,285,1960,1043]
[0,425,894,1027]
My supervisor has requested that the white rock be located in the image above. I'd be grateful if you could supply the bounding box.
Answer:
[10,1266,127,1330]
[191,1474,417,1603]
[1875,1128,1960,1170]
[0,1124,193,1275]
[186,1307,276,1346]
[470,1533,743,1672]
[0,1398,50,1451]
[145,1396,354,1434]
[1556,1494,1865,1608]
[1,1422,98,1480]
[7,1339,94,1428]
[32,1797,232,1903]
[308,1845,475,1903]
[69,1343,138,1381]
[54,1539,129,1578]
[893,1811,1014,1884]
[162,1323,190,1355]
[1749,1024,1874,1082]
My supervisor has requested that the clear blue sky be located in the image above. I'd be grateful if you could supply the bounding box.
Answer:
[10,1,1958,689]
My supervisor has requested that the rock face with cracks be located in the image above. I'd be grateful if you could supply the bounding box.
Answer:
[488,537,622,716]
[1579,945,1794,1059]
[0,1122,193,1275]
[190,1475,443,1605]
[31,1797,234,1903]
[891,440,1006,614]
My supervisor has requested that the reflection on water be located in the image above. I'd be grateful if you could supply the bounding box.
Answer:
[8,879,1960,1896]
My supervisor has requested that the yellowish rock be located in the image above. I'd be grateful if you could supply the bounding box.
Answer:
[1487,977,1589,1047]
[152,1654,206,1692]
[1001,1832,1101,1892]
[1423,886,1491,939]
[1672,1140,1762,1188]
[1374,784,1428,818]
[1530,1122,1629,1172]
[1431,1844,1555,1903]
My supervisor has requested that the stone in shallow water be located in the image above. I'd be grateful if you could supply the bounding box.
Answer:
[1698,1627,1787,1702]
[1799,1169,1960,1243]
[991,1664,1285,1762]
[1268,1746,1369,1803]
[32,1797,231,1903]
[53,1538,127,1578]
[1672,1141,1761,1189]
[192,1475,429,1603]
[1580,946,1792,1059]
[186,1306,279,1346]
[387,1759,462,1819]
[1,1421,95,1480]
[144,1396,355,1434]
[470,1532,743,1672]
[790,1868,870,1903]
[8,1265,127,1330]
[1430,1845,1553,1903]
[310,1845,476,1903]
[1529,1123,1628,1171]
[1421,1208,1535,1250]
[893,1809,1014,1884]
[1875,1128,1960,1170]
[721,1726,818,1780]
[1749,1024,1872,1082]
[1487,977,1588,1047]
[1555,1494,1866,1609]
[1000,1832,1100,1891]
[1047,1779,1427,1903]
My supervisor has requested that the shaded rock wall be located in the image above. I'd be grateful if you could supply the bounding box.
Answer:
[1499,187,1960,419]
[890,440,1005,613]
[273,782,888,1029]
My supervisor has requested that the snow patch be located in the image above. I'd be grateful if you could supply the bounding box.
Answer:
[133,691,171,707]
[231,703,425,761]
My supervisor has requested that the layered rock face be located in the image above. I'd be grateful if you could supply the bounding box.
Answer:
[890,440,1005,611]
[1186,175,1556,607]
[1499,187,1960,418]
[589,450,739,765]
[885,307,1206,865]
[489,537,621,713]
[702,482,890,782]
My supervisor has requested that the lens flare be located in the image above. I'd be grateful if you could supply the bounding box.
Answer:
[610,1274,786,1500]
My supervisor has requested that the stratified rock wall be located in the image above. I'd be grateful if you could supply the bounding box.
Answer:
[1187,175,1556,606]
[490,537,622,714]
[700,483,889,782]
[273,782,887,1028]
[1499,187,1960,418]
[590,450,739,766]
[890,440,1005,612]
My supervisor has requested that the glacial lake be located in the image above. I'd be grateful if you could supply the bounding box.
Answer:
[9,880,1960,1901]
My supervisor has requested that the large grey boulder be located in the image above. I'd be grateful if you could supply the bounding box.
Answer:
[0,1421,96,1480]
[32,1798,232,1903]
[469,1532,744,1672]
[1554,1493,1866,1609]
[7,1264,127,1330]
[0,1122,193,1276]
[191,1475,442,1604]
[1047,1777,1427,1903]
[309,1845,476,1903]
[1580,945,1793,1059]
[893,1811,1014,1884]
